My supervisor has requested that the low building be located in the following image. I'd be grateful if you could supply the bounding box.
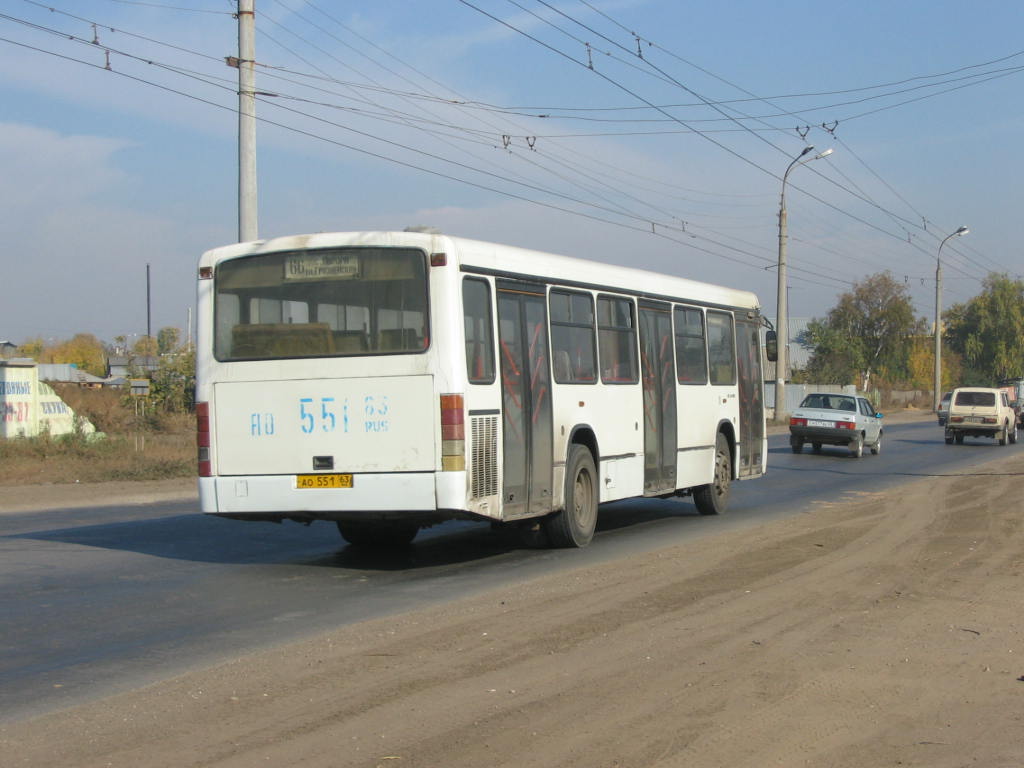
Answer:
[37,363,108,388]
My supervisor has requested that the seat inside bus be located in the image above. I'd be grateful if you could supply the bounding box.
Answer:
[332,330,369,353]
[378,328,422,351]
[231,323,335,357]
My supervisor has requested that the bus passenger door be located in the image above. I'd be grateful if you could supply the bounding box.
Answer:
[638,301,677,494]
[735,317,765,477]
[497,282,554,518]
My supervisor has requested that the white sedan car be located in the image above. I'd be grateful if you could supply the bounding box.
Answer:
[789,393,883,458]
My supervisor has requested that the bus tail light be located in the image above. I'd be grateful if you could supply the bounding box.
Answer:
[440,393,465,471]
[197,401,212,477]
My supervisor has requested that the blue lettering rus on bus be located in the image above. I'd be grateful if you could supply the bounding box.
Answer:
[363,394,390,433]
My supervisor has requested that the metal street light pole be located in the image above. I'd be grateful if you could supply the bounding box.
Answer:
[934,225,969,411]
[776,145,832,418]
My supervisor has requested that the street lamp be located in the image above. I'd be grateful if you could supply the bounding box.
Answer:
[934,225,969,411]
[776,145,833,418]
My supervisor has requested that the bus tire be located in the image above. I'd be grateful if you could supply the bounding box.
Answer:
[544,444,598,548]
[695,433,731,516]
[336,521,419,548]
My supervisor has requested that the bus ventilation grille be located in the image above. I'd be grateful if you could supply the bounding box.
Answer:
[470,415,498,498]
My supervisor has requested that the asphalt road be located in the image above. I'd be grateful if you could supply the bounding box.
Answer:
[1,417,1017,723]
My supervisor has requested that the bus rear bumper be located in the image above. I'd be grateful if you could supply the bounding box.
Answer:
[199,472,439,516]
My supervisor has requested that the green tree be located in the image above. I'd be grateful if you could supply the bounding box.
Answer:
[132,335,158,357]
[944,274,1024,383]
[801,272,926,390]
[147,346,196,413]
[157,327,181,355]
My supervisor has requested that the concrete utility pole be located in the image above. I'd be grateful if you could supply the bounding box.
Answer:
[776,145,832,417]
[237,0,258,242]
[146,263,152,340]
[934,226,969,410]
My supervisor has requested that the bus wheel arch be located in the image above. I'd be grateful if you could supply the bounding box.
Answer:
[694,430,733,516]
[716,420,737,479]
[544,434,599,548]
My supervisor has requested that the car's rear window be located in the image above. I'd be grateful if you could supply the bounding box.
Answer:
[800,394,856,411]
[954,391,995,407]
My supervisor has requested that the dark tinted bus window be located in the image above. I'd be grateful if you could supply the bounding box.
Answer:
[550,290,596,384]
[707,310,736,385]
[598,295,638,384]
[674,306,708,384]
[463,278,495,384]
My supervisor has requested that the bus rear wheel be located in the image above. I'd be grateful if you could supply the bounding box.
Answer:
[695,433,731,515]
[336,521,419,548]
[544,444,598,548]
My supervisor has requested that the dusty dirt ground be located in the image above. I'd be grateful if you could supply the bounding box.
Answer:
[3,446,1024,767]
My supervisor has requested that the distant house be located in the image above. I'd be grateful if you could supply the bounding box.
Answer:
[107,355,160,379]
[37,364,109,389]
[0,340,17,360]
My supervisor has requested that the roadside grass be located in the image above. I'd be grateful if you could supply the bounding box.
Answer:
[1,385,194,486]
[0,431,193,485]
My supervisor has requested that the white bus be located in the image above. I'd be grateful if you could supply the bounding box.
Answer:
[196,229,775,548]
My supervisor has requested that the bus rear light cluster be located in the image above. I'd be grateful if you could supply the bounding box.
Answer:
[440,393,465,471]
[196,401,212,477]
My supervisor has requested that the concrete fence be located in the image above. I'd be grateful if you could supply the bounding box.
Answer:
[0,360,96,438]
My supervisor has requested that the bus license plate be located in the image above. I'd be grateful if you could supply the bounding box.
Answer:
[296,474,353,489]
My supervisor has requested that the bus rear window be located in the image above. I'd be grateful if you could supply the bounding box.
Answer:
[214,247,428,361]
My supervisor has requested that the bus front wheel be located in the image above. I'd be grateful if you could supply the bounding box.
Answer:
[544,444,598,548]
[336,521,419,548]
[694,433,731,516]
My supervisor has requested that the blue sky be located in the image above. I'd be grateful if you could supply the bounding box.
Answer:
[1,0,1022,345]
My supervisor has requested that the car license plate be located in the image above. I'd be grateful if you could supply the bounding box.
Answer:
[807,419,831,427]
[296,474,353,489]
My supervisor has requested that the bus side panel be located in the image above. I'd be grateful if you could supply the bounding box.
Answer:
[675,384,718,489]
[558,384,644,503]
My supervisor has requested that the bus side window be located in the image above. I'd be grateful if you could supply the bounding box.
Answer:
[673,306,708,385]
[463,278,495,384]
[706,311,736,385]
[597,294,638,384]
[550,289,596,385]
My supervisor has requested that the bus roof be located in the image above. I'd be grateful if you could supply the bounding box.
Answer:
[200,230,761,312]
